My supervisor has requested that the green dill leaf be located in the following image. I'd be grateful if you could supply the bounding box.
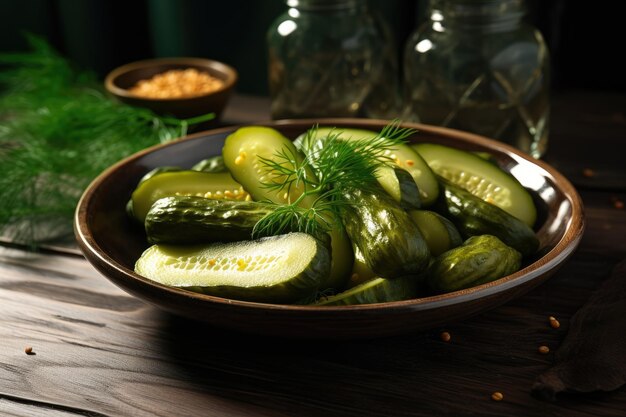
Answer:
[257,150,300,192]
[0,34,210,247]
[376,118,416,144]
[251,121,413,237]
[294,287,338,305]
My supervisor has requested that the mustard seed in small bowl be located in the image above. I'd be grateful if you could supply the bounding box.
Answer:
[129,68,224,99]
[105,57,237,120]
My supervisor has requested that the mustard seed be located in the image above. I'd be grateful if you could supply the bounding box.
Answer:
[582,168,595,178]
[538,345,550,354]
[440,331,451,342]
[549,316,560,329]
[24,346,33,355]
[129,68,224,99]
[491,392,504,401]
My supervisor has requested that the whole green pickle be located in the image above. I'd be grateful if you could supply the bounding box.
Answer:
[145,196,274,244]
[435,178,539,257]
[428,234,521,292]
[341,186,431,278]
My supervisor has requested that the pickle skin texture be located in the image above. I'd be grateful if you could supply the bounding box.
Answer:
[436,179,539,257]
[428,234,522,293]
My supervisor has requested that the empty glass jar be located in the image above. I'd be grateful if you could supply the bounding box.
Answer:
[403,0,550,158]
[267,0,400,119]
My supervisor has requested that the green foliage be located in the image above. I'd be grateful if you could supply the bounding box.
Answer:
[0,34,212,246]
[252,121,416,238]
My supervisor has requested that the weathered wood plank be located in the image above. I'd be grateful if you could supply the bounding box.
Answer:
[545,91,626,191]
[0,395,109,417]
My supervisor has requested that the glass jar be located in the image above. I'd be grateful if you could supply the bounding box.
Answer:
[403,0,550,158]
[267,0,400,119]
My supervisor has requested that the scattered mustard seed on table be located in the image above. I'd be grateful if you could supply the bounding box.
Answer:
[538,345,550,354]
[549,316,560,329]
[609,196,624,209]
[582,168,595,178]
[24,346,34,355]
[491,392,504,401]
[440,331,451,342]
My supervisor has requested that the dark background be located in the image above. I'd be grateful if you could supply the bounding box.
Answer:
[0,0,624,96]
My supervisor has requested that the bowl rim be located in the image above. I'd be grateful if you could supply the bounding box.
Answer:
[104,57,238,102]
[75,118,585,314]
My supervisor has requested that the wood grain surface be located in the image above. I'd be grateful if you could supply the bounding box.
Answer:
[1,91,625,417]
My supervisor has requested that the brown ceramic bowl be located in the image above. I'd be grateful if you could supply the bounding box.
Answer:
[104,57,237,120]
[74,119,584,339]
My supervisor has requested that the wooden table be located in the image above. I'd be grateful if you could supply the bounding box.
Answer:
[1,92,625,417]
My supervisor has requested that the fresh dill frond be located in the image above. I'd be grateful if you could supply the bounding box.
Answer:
[251,120,417,238]
[252,202,333,238]
[293,287,338,305]
[377,119,417,144]
[311,135,380,188]
[257,145,309,196]
[298,119,415,183]
[0,35,213,247]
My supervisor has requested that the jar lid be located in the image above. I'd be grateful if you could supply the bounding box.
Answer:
[429,0,526,30]
[286,0,360,11]
[430,0,526,20]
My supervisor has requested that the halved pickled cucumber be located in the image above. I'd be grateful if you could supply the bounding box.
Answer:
[222,126,353,291]
[135,232,330,303]
[408,210,462,256]
[315,276,417,306]
[223,126,315,206]
[138,166,183,182]
[298,127,439,206]
[192,156,227,173]
[413,143,536,226]
[129,170,250,223]
[347,245,377,288]
[394,167,421,210]
[436,179,539,257]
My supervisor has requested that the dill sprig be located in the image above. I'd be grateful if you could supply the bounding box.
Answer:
[0,34,213,247]
[256,145,309,198]
[251,120,416,238]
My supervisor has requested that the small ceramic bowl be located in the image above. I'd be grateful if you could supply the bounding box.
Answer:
[74,119,585,339]
[104,57,237,120]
